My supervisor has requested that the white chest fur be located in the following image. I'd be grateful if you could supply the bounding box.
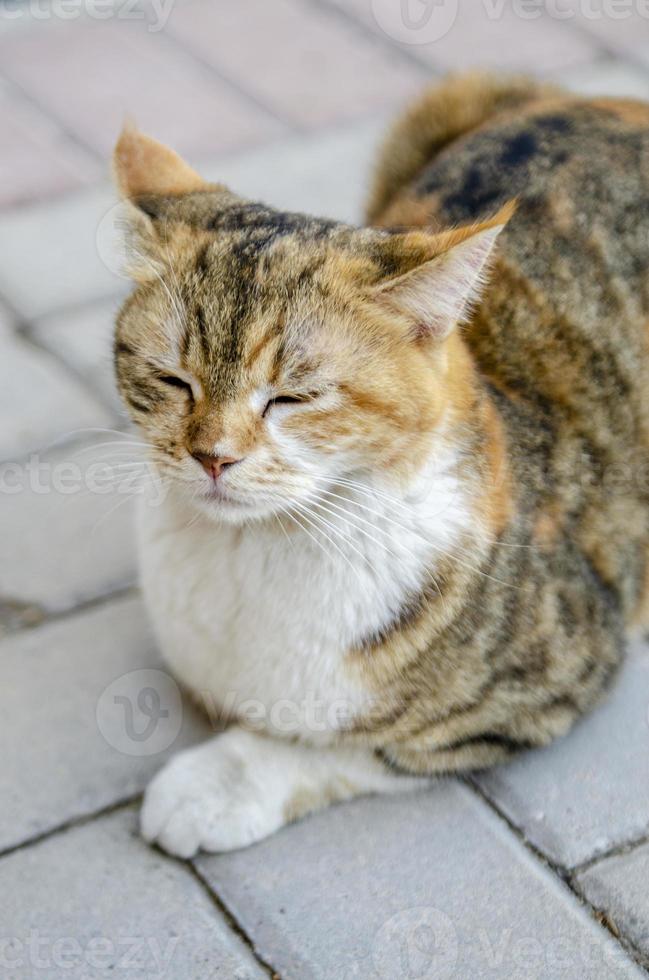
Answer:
[137,453,472,742]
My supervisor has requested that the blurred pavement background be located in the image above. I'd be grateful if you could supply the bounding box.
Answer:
[1,2,649,977]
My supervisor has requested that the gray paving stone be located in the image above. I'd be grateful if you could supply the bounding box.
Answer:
[560,4,649,65]
[576,841,649,959]
[204,114,390,225]
[196,783,642,980]
[0,77,100,209]
[0,807,265,979]
[0,316,111,461]
[0,185,126,320]
[326,0,598,72]
[0,437,138,613]
[167,0,424,129]
[560,57,649,98]
[0,16,284,159]
[476,642,649,869]
[0,597,209,852]
[31,299,126,417]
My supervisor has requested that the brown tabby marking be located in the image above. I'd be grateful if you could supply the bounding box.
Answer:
[353,74,649,771]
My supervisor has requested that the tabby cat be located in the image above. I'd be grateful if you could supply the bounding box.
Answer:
[113,74,649,857]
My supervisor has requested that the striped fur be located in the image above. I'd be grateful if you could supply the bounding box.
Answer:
[359,75,649,771]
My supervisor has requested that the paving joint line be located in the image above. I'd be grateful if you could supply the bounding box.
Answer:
[0,411,133,467]
[0,11,293,157]
[465,776,649,975]
[0,794,140,863]
[188,861,281,979]
[303,0,433,76]
[0,65,103,164]
[0,583,139,641]
[0,789,279,977]
[157,26,301,135]
[464,775,573,879]
[570,827,649,877]
[12,322,119,420]
[567,871,649,973]
[21,320,123,419]
[560,14,649,79]
[16,291,128,332]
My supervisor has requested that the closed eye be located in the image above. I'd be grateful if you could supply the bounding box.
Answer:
[262,393,315,417]
[158,374,194,398]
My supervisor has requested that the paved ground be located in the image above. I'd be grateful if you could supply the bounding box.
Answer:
[2,1,649,977]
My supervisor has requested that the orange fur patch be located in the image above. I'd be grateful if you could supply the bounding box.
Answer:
[114,122,210,198]
[590,97,649,127]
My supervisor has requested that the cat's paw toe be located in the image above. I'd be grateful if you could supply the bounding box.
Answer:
[140,754,204,854]
[140,733,282,857]
[153,805,203,859]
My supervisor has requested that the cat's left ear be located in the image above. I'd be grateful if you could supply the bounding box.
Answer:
[372,204,514,341]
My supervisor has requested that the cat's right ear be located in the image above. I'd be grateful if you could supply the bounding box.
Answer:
[113,121,206,201]
[111,122,210,281]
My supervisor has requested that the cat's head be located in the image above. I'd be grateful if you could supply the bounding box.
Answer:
[113,125,510,524]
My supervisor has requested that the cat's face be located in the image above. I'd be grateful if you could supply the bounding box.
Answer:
[113,126,507,523]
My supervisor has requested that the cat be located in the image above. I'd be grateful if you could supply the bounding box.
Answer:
[113,74,649,858]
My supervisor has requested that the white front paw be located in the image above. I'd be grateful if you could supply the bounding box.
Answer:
[140,729,285,858]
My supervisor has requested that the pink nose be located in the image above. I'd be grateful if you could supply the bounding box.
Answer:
[191,451,241,480]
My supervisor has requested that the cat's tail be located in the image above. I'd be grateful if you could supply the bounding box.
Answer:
[366,73,559,224]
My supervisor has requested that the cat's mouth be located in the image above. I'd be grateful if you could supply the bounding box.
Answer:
[193,479,301,524]
[195,480,264,517]
[201,482,251,506]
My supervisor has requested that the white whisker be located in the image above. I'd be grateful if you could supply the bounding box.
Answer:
[288,501,366,581]
[295,499,372,573]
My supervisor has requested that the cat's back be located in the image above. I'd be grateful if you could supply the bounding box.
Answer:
[372,81,649,443]
[370,78,649,619]
[414,93,649,242]
[372,82,649,381]
[421,93,649,323]
[440,95,649,411]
